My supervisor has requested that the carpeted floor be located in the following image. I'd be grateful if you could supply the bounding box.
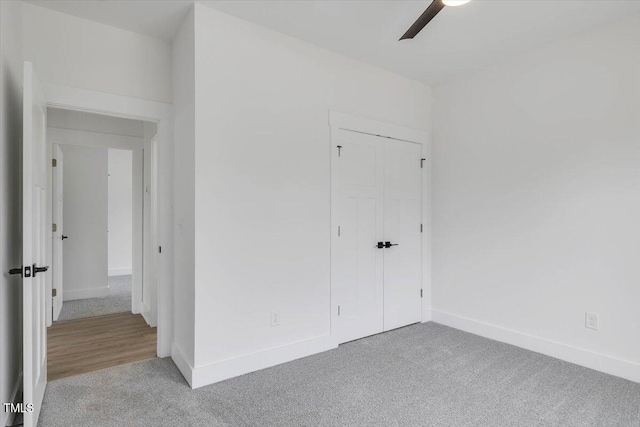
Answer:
[38,322,640,427]
[57,275,132,322]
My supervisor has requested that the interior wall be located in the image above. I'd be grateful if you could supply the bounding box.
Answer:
[432,15,640,381]
[171,6,196,373]
[61,144,109,301]
[0,1,23,424]
[187,5,431,386]
[108,148,133,276]
[22,2,172,103]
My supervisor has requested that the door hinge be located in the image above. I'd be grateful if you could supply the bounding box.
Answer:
[52,223,57,233]
[421,158,425,168]
[338,305,341,316]
[420,224,423,233]
[52,288,57,297]
[338,226,341,237]
[158,246,162,254]
[52,158,57,167]
[420,289,423,298]
[337,145,342,157]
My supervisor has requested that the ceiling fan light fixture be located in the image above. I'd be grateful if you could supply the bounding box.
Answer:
[400,0,472,41]
[442,0,471,6]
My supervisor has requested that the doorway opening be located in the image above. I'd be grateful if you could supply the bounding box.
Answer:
[46,108,158,380]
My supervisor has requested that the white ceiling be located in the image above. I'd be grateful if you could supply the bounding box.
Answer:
[25,0,640,84]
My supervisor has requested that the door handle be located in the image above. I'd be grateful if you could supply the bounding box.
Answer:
[384,242,399,248]
[8,266,23,277]
[32,264,49,277]
[61,235,69,240]
[8,265,41,278]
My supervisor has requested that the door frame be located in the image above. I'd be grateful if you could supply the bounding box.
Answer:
[329,111,431,343]
[51,143,63,322]
[42,83,174,357]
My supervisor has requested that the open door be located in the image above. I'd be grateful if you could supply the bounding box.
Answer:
[23,61,48,427]
[52,144,64,321]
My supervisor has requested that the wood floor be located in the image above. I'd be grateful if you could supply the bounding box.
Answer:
[48,312,157,381]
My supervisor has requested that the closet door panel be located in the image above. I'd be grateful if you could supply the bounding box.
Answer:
[383,141,422,331]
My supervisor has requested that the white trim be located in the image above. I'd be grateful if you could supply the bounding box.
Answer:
[420,135,432,323]
[171,343,194,387]
[191,335,337,389]
[431,309,640,384]
[108,268,132,277]
[48,127,143,150]
[43,83,171,122]
[141,301,154,327]
[329,111,429,144]
[43,83,173,358]
[1,374,22,427]
[63,286,109,301]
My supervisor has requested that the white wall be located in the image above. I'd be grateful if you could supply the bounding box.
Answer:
[171,7,196,375]
[0,1,23,424]
[61,144,109,301]
[432,15,640,382]
[108,149,133,276]
[176,5,432,387]
[22,2,172,103]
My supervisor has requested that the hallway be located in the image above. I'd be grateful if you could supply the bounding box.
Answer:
[48,313,156,381]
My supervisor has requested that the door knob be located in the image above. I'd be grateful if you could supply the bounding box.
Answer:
[384,242,399,248]
[376,242,385,249]
[32,264,49,277]
[61,235,68,240]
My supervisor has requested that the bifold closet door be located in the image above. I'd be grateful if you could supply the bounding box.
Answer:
[332,129,384,344]
[382,140,422,331]
[333,128,422,344]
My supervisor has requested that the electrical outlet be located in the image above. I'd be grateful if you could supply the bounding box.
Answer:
[585,312,599,330]
[271,311,280,327]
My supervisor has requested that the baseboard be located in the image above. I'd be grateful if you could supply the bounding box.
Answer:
[422,308,432,322]
[171,343,194,387]
[108,268,132,277]
[191,335,337,389]
[140,302,155,327]
[63,286,109,301]
[2,373,22,427]
[431,309,640,384]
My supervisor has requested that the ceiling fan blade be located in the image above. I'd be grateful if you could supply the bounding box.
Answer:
[399,0,445,41]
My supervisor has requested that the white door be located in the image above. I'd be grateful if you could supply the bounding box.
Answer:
[52,144,64,321]
[22,61,48,427]
[332,129,384,344]
[332,129,422,344]
[382,140,422,331]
